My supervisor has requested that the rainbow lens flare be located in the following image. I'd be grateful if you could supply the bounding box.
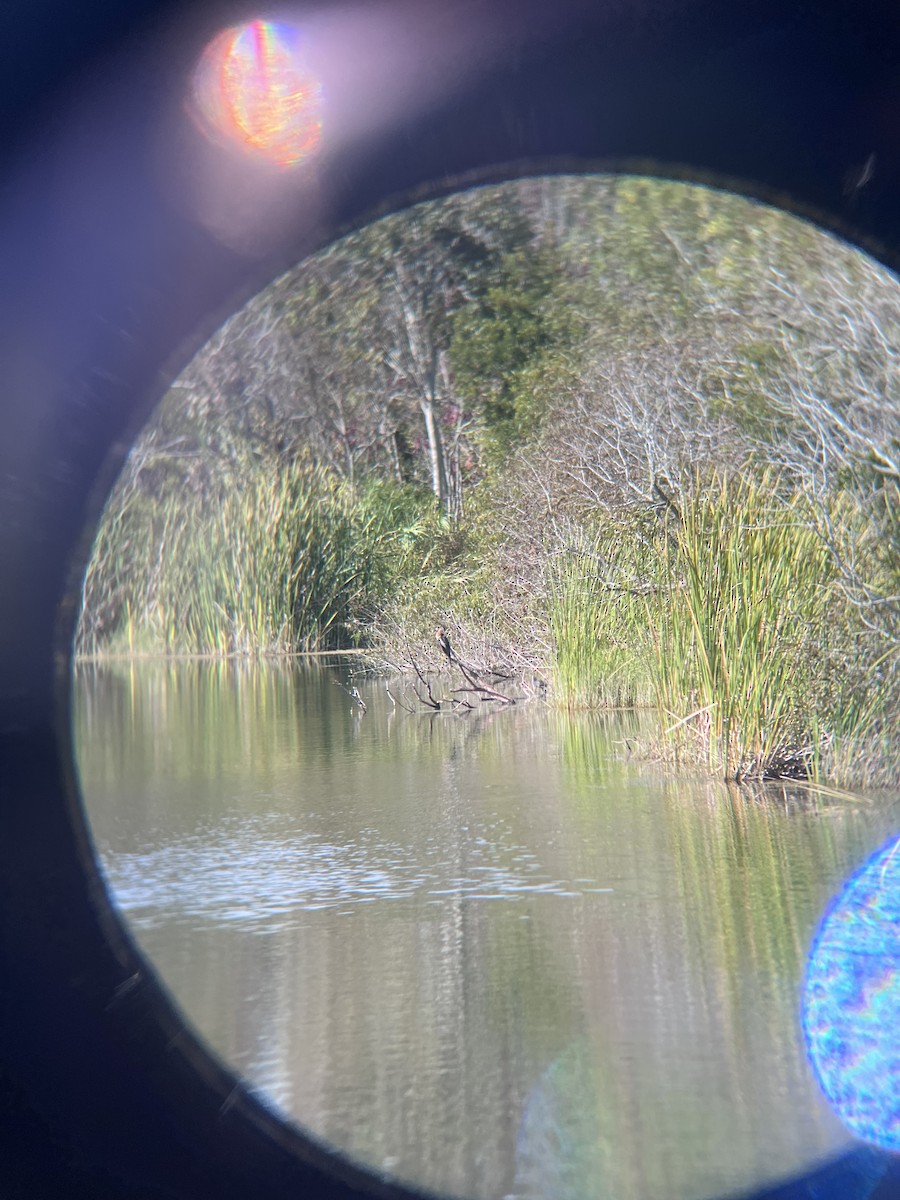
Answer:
[802,836,900,1151]
[190,20,323,168]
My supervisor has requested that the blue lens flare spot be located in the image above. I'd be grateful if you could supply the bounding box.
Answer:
[190,20,323,168]
[803,835,900,1151]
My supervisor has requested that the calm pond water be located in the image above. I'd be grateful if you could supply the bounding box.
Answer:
[73,660,899,1200]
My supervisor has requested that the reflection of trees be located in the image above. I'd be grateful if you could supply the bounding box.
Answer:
[510,721,891,1200]
[513,1038,887,1200]
[76,669,897,1199]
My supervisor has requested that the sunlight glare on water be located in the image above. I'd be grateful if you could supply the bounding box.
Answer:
[189,20,323,168]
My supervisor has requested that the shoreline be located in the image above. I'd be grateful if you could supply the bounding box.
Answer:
[72,646,897,791]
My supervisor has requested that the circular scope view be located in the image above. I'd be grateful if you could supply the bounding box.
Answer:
[74,176,900,1199]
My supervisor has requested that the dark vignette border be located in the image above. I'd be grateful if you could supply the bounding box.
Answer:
[1,2,899,1198]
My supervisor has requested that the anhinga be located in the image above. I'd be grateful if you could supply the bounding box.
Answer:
[436,626,454,661]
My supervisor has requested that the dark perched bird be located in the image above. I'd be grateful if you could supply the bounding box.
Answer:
[652,475,681,524]
[436,626,454,661]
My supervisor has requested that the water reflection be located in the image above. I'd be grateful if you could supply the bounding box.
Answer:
[514,1042,890,1200]
[803,835,900,1153]
[108,821,615,930]
[74,661,900,1200]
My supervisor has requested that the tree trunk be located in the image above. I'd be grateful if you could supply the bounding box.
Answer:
[421,396,449,509]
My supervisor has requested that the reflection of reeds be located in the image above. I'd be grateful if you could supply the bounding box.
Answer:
[548,472,893,783]
[553,708,650,795]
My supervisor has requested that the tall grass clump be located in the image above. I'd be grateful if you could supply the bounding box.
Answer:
[77,459,428,657]
[653,472,837,779]
[802,481,900,784]
[547,520,660,709]
[543,471,894,783]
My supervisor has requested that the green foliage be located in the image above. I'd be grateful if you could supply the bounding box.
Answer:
[77,464,436,657]
[844,470,900,646]
[77,176,900,785]
[547,519,660,710]
[702,339,791,440]
[544,473,893,784]
[369,517,500,660]
[653,474,835,778]
[450,247,582,457]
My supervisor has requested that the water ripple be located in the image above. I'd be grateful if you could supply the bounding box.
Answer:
[100,822,613,930]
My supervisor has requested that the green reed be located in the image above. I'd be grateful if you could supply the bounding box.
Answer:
[654,473,834,778]
[547,519,660,710]
[547,472,892,782]
[77,460,417,657]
